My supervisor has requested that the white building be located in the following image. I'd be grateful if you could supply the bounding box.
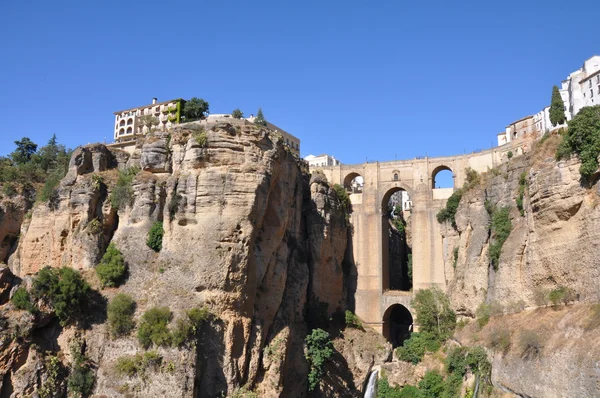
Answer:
[113,98,183,142]
[304,154,341,167]
[533,106,551,135]
[389,190,412,212]
[560,55,600,121]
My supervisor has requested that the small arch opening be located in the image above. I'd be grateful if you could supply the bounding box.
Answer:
[119,120,126,127]
[119,128,125,135]
[126,127,132,135]
[343,172,363,194]
[432,166,453,189]
[127,118,133,125]
[382,304,413,347]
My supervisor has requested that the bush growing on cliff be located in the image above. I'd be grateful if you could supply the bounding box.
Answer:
[305,328,333,392]
[332,184,350,211]
[548,286,576,306]
[555,105,600,181]
[11,287,35,313]
[231,108,243,119]
[107,293,136,338]
[489,327,511,353]
[412,287,456,340]
[395,332,441,364]
[115,351,163,377]
[436,189,462,229]
[96,243,127,288]
[146,221,164,252]
[68,340,95,397]
[516,171,527,216]
[489,206,512,270]
[519,329,543,358]
[344,310,363,330]
[172,307,212,347]
[32,266,91,326]
[110,167,138,210]
[137,307,172,348]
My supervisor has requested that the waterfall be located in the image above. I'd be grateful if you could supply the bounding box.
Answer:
[364,369,379,398]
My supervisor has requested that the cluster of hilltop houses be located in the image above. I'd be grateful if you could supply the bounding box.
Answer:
[110,98,300,157]
[498,55,600,146]
[109,56,599,169]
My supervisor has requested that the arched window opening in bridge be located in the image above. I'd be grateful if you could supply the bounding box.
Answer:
[343,173,363,194]
[394,173,398,181]
[382,188,412,292]
[382,304,413,347]
[432,166,454,189]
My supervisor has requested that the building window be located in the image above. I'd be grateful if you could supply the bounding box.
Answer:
[394,173,398,181]
[127,118,133,125]
[126,127,132,135]
[120,120,125,127]
[119,128,125,135]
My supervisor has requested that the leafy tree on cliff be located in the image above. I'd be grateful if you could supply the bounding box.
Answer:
[11,137,38,165]
[550,85,566,126]
[412,287,456,340]
[231,108,243,119]
[556,105,600,180]
[183,97,209,121]
[254,108,267,126]
[305,328,333,392]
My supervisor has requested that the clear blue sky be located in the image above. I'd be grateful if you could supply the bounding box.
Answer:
[1,1,598,168]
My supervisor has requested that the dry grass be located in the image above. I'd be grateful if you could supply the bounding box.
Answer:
[531,132,563,166]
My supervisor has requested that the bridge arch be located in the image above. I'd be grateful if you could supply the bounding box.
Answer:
[431,165,454,189]
[381,186,412,292]
[343,172,363,194]
[382,304,413,347]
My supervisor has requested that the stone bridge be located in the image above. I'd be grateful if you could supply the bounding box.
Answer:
[315,143,523,344]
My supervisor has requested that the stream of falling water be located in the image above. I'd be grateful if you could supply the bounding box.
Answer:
[364,369,379,398]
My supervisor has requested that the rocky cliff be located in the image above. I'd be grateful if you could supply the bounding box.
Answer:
[0,119,367,397]
[442,135,600,397]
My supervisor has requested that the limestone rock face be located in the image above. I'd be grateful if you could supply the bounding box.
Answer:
[444,140,600,397]
[0,193,32,264]
[0,118,353,397]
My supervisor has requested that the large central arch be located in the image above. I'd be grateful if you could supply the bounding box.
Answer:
[382,304,413,347]
[381,186,412,292]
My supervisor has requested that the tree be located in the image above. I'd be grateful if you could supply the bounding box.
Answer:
[305,328,333,392]
[107,293,136,337]
[550,85,566,126]
[412,287,456,340]
[183,97,209,121]
[147,221,164,252]
[96,243,127,287]
[254,108,267,126]
[556,105,600,180]
[11,137,38,165]
[231,108,243,119]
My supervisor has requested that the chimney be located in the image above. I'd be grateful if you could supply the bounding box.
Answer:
[152,98,157,104]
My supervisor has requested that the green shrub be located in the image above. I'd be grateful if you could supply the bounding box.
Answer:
[172,307,212,347]
[146,221,164,252]
[305,328,333,392]
[332,184,350,210]
[548,286,576,306]
[452,247,458,268]
[68,341,95,397]
[489,206,512,270]
[107,294,136,338]
[418,370,445,398]
[116,355,140,377]
[507,151,513,159]
[554,105,600,180]
[137,307,172,348]
[395,332,441,364]
[519,329,542,358]
[231,109,243,119]
[2,183,17,197]
[377,374,405,397]
[110,167,138,210]
[96,243,127,288]
[11,287,35,312]
[191,126,207,147]
[463,167,480,190]
[86,218,102,235]
[489,327,511,353]
[436,189,463,229]
[344,310,363,330]
[412,287,456,340]
[516,171,527,216]
[32,266,91,326]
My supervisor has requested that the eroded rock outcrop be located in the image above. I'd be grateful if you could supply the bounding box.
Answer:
[0,118,353,397]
